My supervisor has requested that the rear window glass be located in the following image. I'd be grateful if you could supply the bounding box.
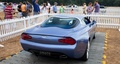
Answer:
[41,17,80,29]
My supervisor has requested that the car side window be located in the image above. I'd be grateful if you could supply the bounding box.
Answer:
[68,18,80,28]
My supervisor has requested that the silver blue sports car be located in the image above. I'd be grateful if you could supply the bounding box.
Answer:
[20,14,96,61]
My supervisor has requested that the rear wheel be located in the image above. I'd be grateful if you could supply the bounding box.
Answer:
[81,41,90,61]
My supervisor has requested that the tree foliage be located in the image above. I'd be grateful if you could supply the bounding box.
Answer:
[0,0,120,6]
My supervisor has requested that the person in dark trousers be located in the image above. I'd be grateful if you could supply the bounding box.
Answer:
[32,0,40,15]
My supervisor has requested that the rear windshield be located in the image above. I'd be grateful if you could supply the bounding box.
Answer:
[41,17,79,29]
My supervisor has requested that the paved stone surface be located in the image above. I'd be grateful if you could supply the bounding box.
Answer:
[0,32,105,64]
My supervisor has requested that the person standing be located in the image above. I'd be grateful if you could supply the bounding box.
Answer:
[41,3,48,13]
[47,1,51,13]
[83,3,87,14]
[3,2,7,10]
[17,2,22,18]
[21,2,27,17]
[26,1,33,16]
[4,2,14,19]
[59,3,64,13]
[3,2,7,19]
[93,0,100,14]
[53,2,57,13]
[86,2,93,15]
[32,0,40,15]
[86,2,93,19]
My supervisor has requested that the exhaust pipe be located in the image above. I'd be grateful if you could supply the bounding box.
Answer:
[59,55,67,58]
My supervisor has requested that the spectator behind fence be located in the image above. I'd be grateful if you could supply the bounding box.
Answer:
[21,2,27,17]
[41,3,48,13]
[93,0,100,14]
[53,2,58,13]
[26,1,33,16]
[83,3,87,14]
[3,2,7,10]
[32,0,40,15]
[47,1,51,13]
[59,3,64,13]
[17,2,22,18]
[87,2,93,15]
[4,2,14,19]
[3,2,7,19]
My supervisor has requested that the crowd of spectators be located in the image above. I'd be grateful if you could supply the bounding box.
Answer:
[0,0,100,20]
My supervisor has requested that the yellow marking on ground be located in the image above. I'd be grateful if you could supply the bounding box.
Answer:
[105,38,107,41]
[103,55,107,59]
[104,44,107,47]
[104,47,107,50]
[106,33,108,36]
[102,33,108,64]
[102,61,106,64]
[5,56,11,60]
[105,34,108,37]
[105,41,107,44]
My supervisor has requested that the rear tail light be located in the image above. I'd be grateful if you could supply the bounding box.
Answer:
[21,33,32,40]
[58,37,76,45]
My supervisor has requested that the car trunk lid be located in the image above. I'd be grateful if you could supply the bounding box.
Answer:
[22,27,74,45]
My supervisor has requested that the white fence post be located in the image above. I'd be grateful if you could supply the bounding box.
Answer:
[23,17,27,30]
[27,16,31,27]
[118,25,120,31]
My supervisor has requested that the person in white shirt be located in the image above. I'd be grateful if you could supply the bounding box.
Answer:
[47,1,51,13]
[41,3,48,14]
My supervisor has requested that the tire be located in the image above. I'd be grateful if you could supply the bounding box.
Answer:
[81,41,90,61]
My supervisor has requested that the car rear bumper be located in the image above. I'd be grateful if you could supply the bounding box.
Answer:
[20,39,87,58]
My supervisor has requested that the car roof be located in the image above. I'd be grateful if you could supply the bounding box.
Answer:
[51,14,86,20]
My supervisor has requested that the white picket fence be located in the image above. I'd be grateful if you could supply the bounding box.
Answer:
[0,13,120,47]
[0,14,50,42]
[87,15,120,29]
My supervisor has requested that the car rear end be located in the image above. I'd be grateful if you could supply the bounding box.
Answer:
[20,33,81,58]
